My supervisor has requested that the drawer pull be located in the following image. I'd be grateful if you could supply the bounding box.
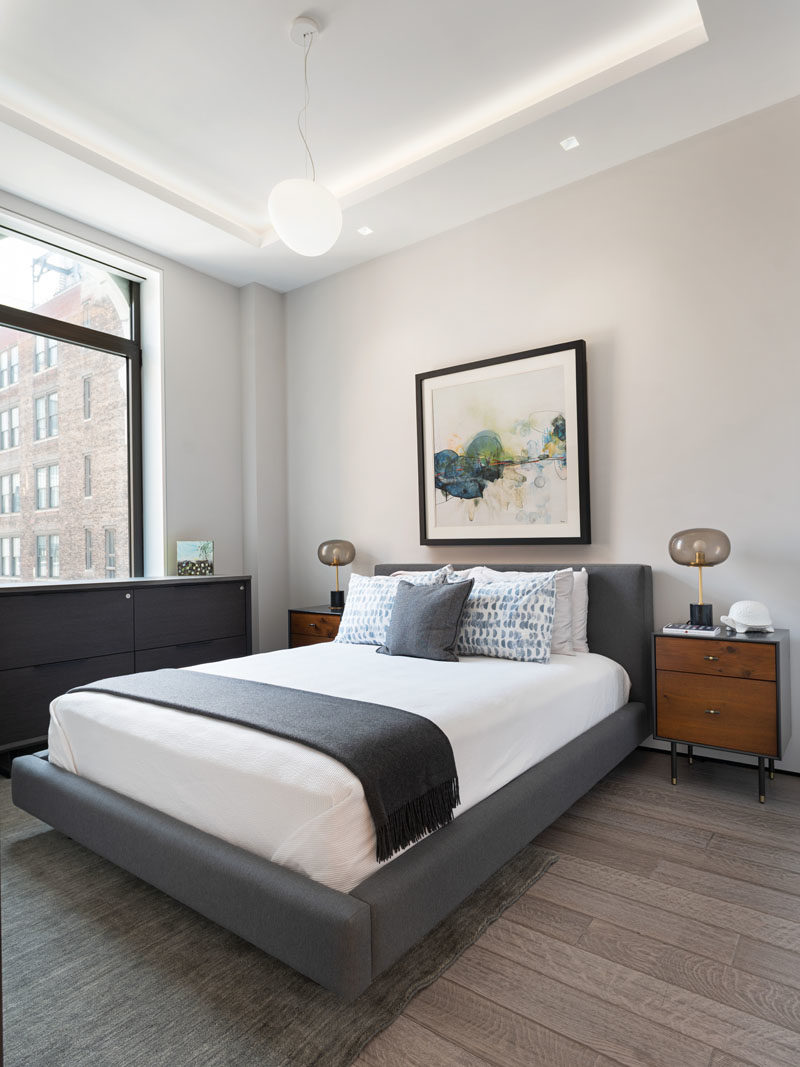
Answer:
[309,622,317,629]
[704,655,719,662]
[704,708,721,716]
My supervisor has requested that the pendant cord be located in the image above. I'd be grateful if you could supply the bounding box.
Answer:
[297,29,316,182]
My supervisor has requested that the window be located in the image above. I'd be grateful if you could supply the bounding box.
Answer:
[34,391,58,440]
[105,527,116,578]
[0,346,18,388]
[1,472,20,514]
[0,224,142,580]
[0,536,21,577]
[34,335,58,372]
[36,533,59,578]
[0,406,19,450]
[36,464,59,509]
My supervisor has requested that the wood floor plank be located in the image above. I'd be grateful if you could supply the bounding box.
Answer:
[498,891,593,946]
[354,1013,495,1067]
[552,854,800,952]
[527,867,740,963]
[734,936,800,993]
[481,917,800,1067]
[707,832,800,877]
[566,793,715,849]
[405,978,621,1067]
[446,943,714,1067]
[577,918,800,1034]
[535,824,659,877]
[654,859,800,920]
[709,1053,763,1067]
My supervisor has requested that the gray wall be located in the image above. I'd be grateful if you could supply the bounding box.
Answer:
[286,96,800,771]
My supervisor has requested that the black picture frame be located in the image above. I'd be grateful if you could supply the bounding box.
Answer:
[416,340,590,545]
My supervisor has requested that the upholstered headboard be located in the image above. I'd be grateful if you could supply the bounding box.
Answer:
[374,563,653,707]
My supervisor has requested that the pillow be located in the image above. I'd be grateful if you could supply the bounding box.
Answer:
[456,572,557,662]
[335,568,449,646]
[376,579,473,661]
[448,566,574,655]
[572,568,589,653]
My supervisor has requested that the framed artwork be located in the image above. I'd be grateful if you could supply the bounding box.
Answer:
[416,340,590,545]
[177,540,214,576]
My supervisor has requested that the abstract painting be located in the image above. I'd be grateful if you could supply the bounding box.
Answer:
[416,341,590,544]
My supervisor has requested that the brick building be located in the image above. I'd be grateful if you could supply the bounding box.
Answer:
[0,261,130,583]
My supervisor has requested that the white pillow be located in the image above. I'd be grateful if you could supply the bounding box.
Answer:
[572,568,589,652]
[456,572,557,663]
[336,568,448,646]
[449,567,574,655]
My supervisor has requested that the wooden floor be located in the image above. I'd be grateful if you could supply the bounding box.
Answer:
[355,748,800,1067]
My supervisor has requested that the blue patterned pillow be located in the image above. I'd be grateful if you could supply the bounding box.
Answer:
[456,572,557,662]
[335,568,449,646]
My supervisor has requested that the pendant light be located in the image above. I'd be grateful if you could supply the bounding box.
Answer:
[268,16,342,257]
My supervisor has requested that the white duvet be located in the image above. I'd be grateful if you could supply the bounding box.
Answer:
[48,643,629,892]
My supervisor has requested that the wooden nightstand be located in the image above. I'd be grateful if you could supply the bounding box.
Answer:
[288,605,342,648]
[652,629,791,802]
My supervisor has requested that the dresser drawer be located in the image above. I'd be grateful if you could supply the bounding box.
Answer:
[654,635,775,681]
[289,611,340,642]
[135,635,248,672]
[656,670,778,755]
[134,581,247,649]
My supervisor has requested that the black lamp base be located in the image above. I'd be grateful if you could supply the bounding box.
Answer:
[330,590,345,612]
[689,603,713,626]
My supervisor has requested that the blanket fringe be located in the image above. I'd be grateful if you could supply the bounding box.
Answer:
[375,777,460,862]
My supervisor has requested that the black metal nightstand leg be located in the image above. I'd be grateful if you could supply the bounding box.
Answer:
[758,757,766,803]
[670,742,677,785]
[687,744,693,765]
[769,758,775,780]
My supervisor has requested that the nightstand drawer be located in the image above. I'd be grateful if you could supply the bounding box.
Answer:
[656,671,778,755]
[654,636,775,681]
[289,611,340,641]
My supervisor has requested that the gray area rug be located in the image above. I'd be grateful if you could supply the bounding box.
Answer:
[1,778,556,1066]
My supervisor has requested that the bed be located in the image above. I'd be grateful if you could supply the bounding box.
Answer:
[11,562,653,999]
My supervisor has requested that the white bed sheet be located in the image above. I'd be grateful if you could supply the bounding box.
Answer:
[48,643,630,892]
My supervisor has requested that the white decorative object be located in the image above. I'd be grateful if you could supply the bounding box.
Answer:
[720,600,774,633]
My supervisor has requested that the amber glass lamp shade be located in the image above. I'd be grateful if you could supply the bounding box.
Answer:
[668,528,731,625]
[317,540,355,610]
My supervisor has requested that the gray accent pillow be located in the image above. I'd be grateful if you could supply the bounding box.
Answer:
[377,578,474,661]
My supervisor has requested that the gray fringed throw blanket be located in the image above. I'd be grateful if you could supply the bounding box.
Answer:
[72,669,460,862]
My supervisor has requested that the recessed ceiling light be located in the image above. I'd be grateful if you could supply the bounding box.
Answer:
[357,226,374,236]
[560,136,580,151]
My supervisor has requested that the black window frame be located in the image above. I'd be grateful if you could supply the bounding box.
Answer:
[0,239,143,577]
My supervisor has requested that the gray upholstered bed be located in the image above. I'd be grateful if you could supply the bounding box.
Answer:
[11,562,653,999]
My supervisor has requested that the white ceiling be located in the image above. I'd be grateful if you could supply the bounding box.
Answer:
[0,0,798,293]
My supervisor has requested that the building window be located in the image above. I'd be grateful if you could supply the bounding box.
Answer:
[1,536,21,577]
[0,472,20,514]
[85,528,92,570]
[0,224,142,580]
[0,346,19,388]
[105,528,116,578]
[34,391,58,440]
[0,406,19,450]
[36,533,59,578]
[35,464,59,509]
[34,336,58,373]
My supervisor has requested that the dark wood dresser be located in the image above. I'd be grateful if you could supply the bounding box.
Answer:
[0,575,252,757]
[652,629,791,801]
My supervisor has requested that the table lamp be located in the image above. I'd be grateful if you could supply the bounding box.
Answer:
[317,539,355,611]
[668,528,731,626]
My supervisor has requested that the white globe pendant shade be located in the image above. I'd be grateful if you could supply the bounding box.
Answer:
[268,178,342,257]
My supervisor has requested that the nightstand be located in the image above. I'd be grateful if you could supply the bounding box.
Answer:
[288,605,342,648]
[652,629,791,802]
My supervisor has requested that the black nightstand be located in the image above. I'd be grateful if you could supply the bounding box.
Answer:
[288,605,342,648]
[652,629,791,802]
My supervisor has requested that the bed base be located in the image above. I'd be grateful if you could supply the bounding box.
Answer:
[11,562,653,999]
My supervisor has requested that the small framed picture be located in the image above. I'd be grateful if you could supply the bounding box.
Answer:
[177,540,214,576]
